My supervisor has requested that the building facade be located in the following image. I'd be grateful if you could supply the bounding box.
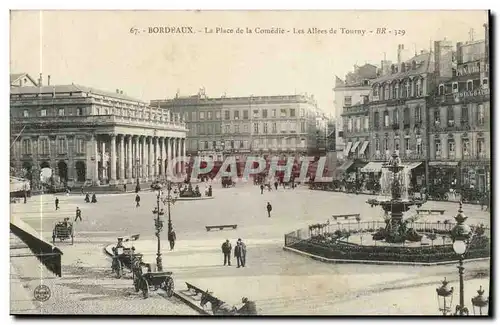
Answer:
[428,24,490,194]
[153,92,325,160]
[333,64,378,159]
[11,82,188,188]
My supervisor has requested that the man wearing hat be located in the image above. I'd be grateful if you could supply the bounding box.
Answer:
[238,297,258,315]
[221,239,232,266]
[236,238,247,267]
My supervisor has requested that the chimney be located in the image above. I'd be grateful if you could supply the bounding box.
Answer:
[47,75,51,86]
[38,73,43,87]
[120,90,123,94]
[397,44,404,65]
[116,89,120,94]
[456,42,463,64]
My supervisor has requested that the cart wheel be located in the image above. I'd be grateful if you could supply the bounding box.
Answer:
[134,278,140,292]
[163,277,174,297]
[141,278,150,299]
[115,260,123,279]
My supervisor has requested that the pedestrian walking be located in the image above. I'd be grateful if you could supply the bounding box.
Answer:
[55,197,60,210]
[221,239,232,266]
[237,238,247,267]
[260,184,264,195]
[91,193,97,203]
[234,241,243,268]
[124,183,127,192]
[266,202,272,218]
[75,207,82,222]
[274,181,278,191]
[135,194,141,207]
[168,228,176,250]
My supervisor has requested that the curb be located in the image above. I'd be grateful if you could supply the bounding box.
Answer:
[103,237,205,315]
[283,246,490,266]
[176,196,214,201]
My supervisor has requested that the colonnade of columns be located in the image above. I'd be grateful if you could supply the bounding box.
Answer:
[93,134,186,184]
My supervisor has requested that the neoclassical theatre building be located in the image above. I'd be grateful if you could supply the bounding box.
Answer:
[10,78,187,187]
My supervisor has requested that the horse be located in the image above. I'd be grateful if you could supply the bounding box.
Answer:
[200,290,238,315]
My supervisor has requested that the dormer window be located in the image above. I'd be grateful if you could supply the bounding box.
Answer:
[411,60,417,70]
[439,84,445,95]
[392,83,399,99]
[401,63,406,73]
[452,82,458,93]
[363,79,369,86]
[373,86,379,97]
[415,79,422,97]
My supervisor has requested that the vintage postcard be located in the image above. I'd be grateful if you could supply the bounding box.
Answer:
[9,10,490,316]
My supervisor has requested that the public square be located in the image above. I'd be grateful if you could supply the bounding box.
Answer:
[10,182,490,315]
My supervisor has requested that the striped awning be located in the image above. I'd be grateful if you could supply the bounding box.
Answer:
[351,141,360,153]
[405,162,423,169]
[359,141,369,155]
[338,160,354,171]
[361,162,385,173]
[344,142,353,155]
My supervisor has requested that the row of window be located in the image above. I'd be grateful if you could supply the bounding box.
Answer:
[373,137,424,154]
[438,78,488,95]
[434,138,486,158]
[20,138,86,155]
[432,104,485,126]
[187,108,306,121]
[372,77,424,100]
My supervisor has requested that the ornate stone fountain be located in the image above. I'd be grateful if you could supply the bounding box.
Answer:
[367,151,425,243]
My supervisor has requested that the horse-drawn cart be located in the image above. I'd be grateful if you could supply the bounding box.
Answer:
[111,247,143,279]
[52,219,74,245]
[131,260,174,299]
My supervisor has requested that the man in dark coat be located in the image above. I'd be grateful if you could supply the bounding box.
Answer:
[260,184,264,194]
[55,197,60,210]
[91,193,97,203]
[221,239,232,266]
[234,241,243,268]
[238,297,258,315]
[135,194,141,207]
[75,207,82,222]
[266,202,272,218]
[124,183,127,192]
[168,228,176,250]
[237,238,247,267]
[274,181,279,191]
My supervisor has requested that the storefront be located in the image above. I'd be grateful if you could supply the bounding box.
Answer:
[460,161,490,193]
[428,161,460,198]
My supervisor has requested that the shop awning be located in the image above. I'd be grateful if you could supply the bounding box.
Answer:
[360,162,385,173]
[338,160,354,171]
[10,217,63,277]
[359,141,369,155]
[405,162,423,169]
[344,142,353,155]
[351,141,360,152]
[429,161,459,167]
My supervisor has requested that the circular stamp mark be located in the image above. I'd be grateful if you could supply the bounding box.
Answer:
[33,284,51,302]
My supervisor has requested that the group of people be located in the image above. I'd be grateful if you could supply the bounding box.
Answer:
[221,238,247,268]
[84,193,98,203]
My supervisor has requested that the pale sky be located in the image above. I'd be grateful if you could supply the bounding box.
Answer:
[10,10,488,116]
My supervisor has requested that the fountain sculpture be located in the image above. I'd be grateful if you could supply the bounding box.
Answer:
[367,151,425,243]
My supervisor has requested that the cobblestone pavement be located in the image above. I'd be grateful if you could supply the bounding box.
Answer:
[10,183,490,315]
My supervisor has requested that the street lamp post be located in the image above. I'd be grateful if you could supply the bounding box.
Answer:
[450,202,472,316]
[151,182,165,271]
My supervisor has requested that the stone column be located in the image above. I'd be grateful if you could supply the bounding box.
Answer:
[119,134,125,183]
[93,135,99,184]
[182,138,187,174]
[134,136,139,178]
[155,137,160,176]
[176,138,181,174]
[142,136,147,179]
[110,134,117,184]
[127,135,133,182]
[148,137,154,180]
[101,140,106,181]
